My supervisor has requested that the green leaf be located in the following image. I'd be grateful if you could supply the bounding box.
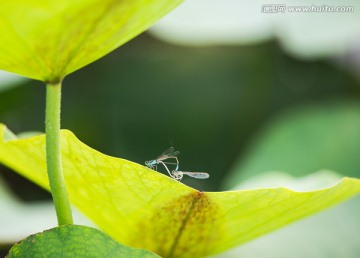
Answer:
[0,123,359,257]
[225,100,360,188]
[7,224,159,257]
[0,0,183,82]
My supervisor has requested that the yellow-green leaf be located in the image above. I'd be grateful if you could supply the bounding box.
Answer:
[0,123,359,258]
[0,0,183,82]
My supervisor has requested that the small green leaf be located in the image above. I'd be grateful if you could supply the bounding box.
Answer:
[7,224,159,257]
[0,0,183,82]
[0,124,359,257]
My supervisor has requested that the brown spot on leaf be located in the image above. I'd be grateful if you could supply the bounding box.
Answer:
[131,192,221,258]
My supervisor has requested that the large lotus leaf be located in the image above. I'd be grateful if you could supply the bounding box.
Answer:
[7,224,159,257]
[0,0,183,82]
[0,123,359,258]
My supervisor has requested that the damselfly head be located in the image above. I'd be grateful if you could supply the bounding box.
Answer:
[145,160,154,166]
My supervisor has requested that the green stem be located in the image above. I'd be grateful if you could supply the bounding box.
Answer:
[45,82,73,225]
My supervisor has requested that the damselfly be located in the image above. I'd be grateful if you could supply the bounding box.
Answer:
[171,171,210,181]
[145,147,180,174]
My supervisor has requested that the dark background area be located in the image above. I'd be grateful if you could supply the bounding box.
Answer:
[1,33,359,198]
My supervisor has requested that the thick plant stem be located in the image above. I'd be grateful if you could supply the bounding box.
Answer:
[45,82,73,225]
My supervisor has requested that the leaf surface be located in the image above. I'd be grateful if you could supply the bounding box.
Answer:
[7,224,159,257]
[0,124,359,257]
[0,0,183,82]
